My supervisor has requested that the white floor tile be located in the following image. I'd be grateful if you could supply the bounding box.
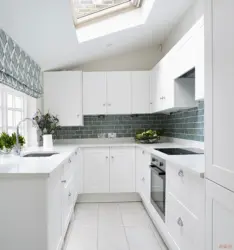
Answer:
[119,202,145,213]
[99,203,119,212]
[65,222,97,250]
[75,203,99,212]
[98,226,129,250]
[121,211,152,228]
[125,227,162,250]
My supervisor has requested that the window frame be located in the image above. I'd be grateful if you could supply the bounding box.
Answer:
[0,84,27,137]
[72,0,143,27]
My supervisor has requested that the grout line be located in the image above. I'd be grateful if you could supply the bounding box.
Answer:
[118,203,131,250]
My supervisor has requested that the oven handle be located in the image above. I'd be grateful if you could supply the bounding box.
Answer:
[150,164,165,176]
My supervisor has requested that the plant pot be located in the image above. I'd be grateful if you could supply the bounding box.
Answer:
[43,134,53,149]
[0,147,12,154]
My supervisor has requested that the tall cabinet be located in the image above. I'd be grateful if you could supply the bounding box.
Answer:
[205,0,234,249]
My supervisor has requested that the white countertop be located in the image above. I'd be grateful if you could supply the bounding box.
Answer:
[0,138,205,178]
[0,145,78,177]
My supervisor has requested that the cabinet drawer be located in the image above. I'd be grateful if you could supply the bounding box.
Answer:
[62,157,73,184]
[167,163,205,218]
[166,192,204,250]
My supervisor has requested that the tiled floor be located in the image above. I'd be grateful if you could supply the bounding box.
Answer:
[64,202,168,250]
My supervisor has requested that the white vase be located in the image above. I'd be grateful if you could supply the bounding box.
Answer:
[43,134,53,149]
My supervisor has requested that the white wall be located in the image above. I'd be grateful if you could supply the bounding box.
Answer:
[73,45,162,71]
[162,0,204,56]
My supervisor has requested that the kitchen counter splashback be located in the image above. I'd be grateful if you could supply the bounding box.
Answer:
[55,101,204,142]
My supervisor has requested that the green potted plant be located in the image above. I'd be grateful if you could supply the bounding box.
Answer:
[33,110,60,148]
[0,132,25,154]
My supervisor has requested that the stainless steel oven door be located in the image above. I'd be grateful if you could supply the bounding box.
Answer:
[150,165,166,221]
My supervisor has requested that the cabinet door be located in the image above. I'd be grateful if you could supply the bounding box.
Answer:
[195,22,204,100]
[173,34,196,79]
[155,62,165,112]
[83,72,107,115]
[205,0,234,192]
[150,66,157,113]
[110,147,135,192]
[83,148,109,193]
[44,71,83,126]
[47,170,63,250]
[131,71,150,114]
[106,72,131,114]
[206,180,234,250]
[136,148,151,201]
[62,178,74,233]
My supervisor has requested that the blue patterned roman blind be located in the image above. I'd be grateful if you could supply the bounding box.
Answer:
[0,29,43,98]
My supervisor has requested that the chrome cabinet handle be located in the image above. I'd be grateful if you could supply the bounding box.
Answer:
[68,158,71,163]
[178,170,184,177]
[106,156,109,159]
[142,150,145,154]
[68,192,71,197]
[141,177,145,182]
[111,156,114,159]
[61,180,67,183]
[103,103,106,106]
[75,151,77,155]
[177,217,184,227]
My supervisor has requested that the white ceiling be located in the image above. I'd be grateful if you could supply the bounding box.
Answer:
[0,0,194,71]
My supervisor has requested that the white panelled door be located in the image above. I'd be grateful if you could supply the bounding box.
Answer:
[131,71,150,114]
[83,72,107,115]
[205,0,234,192]
[83,148,110,193]
[206,180,234,250]
[106,72,131,114]
[109,147,135,193]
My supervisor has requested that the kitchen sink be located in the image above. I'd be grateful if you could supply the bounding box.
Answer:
[22,152,59,157]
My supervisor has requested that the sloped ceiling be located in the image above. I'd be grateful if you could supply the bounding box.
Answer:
[0,0,194,71]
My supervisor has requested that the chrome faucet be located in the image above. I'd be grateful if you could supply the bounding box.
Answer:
[15,118,39,155]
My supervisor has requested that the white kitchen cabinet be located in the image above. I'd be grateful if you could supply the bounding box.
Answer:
[131,71,150,114]
[83,72,107,115]
[150,65,158,113]
[43,71,83,126]
[83,147,110,193]
[106,72,131,114]
[206,180,234,250]
[135,147,151,201]
[205,0,234,192]
[195,20,204,100]
[109,147,135,192]
[47,167,63,250]
[173,31,196,79]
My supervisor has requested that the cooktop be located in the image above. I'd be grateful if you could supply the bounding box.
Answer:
[155,148,204,155]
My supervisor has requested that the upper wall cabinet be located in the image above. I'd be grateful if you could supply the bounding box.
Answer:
[83,71,150,115]
[43,71,83,126]
[131,71,150,114]
[83,72,106,115]
[106,72,131,114]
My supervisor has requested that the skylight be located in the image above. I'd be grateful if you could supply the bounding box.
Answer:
[72,0,143,26]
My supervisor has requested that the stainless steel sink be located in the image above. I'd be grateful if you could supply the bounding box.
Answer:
[22,152,59,157]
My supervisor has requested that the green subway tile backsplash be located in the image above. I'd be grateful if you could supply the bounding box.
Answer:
[56,101,204,142]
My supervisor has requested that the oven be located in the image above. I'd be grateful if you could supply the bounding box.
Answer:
[150,155,166,221]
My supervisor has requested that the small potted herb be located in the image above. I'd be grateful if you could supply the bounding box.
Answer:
[0,132,25,154]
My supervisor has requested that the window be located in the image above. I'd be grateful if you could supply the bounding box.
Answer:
[72,0,143,26]
[0,84,27,136]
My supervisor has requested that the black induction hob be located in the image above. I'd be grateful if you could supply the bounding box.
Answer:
[155,148,204,155]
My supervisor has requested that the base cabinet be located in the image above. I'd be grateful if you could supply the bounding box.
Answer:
[135,148,151,201]
[110,147,135,192]
[206,180,234,250]
[82,146,136,193]
[83,148,110,193]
